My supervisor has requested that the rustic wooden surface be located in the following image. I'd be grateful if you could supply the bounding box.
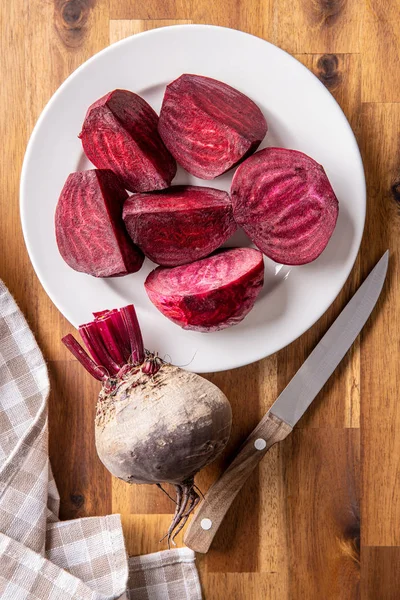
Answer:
[0,1,399,598]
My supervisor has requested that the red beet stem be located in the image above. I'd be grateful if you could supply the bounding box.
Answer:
[79,322,120,376]
[95,315,125,366]
[120,305,144,364]
[62,334,107,381]
[108,310,132,363]
[94,308,132,363]
[79,325,102,365]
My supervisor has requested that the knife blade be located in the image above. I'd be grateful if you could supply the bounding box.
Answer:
[184,251,389,553]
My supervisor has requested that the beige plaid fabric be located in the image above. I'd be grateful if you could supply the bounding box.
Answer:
[0,280,202,600]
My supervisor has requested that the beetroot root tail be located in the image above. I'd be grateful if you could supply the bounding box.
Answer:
[160,479,200,548]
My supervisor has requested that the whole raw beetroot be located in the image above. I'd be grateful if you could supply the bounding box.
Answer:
[55,169,144,277]
[80,90,177,193]
[158,74,267,180]
[123,185,236,267]
[145,248,264,332]
[231,147,339,265]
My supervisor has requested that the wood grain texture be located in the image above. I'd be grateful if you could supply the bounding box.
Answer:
[272,0,363,54]
[362,3,400,102]
[48,362,112,519]
[359,103,400,547]
[361,547,400,600]
[283,428,360,599]
[0,2,398,598]
[109,19,193,43]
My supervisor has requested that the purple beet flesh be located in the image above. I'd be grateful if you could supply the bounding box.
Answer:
[55,169,144,277]
[80,90,177,193]
[145,248,264,332]
[158,74,267,180]
[231,147,339,265]
[123,185,237,267]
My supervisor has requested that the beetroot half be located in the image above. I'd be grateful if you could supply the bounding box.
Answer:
[122,185,237,267]
[230,147,339,265]
[145,248,264,332]
[80,90,177,193]
[55,170,144,277]
[158,74,268,180]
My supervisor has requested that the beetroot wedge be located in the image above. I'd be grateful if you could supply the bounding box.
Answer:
[158,74,267,180]
[55,170,144,277]
[123,185,236,267]
[80,90,177,193]
[231,148,339,265]
[145,248,264,332]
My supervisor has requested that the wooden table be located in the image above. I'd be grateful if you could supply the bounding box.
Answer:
[1,1,399,598]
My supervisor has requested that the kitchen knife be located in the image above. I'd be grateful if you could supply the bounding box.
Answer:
[184,251,389,553]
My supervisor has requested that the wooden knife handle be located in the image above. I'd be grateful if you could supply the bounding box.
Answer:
[183,412,292,553]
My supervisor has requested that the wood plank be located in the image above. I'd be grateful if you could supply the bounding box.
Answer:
[188,0,272,38]
[110,0,190,21]
[120,514,186,555]
[361,16,400,103]
[272,0,363,54]
[48,361,112,518]
[359,103,400,547]
[109,19,193,43]
[283,429,360,598]
[201,573,287,600]
[112,477,176,515]
[361,547,400,599]
[364,0,400,21]
[109,0,272,38]
[0,4,32,319]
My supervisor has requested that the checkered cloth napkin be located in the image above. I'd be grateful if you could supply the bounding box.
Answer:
[0,280,202,600]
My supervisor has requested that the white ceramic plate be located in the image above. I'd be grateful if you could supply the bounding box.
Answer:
[20,25,365,373]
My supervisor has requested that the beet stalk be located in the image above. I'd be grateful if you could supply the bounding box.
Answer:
[62,305,232,546]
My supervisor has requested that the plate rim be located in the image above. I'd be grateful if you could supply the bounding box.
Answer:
[19,24,366,372]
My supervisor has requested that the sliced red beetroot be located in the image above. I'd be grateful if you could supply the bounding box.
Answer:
[55,169,144,277]
[158,74,267,180]
[122,185,236,267]
[231,147,339,265]
[80,90,177,193]
[145,248,264,332]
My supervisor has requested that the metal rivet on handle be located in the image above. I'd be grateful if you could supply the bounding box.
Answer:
[254,438,267,450]
[201,518,212,531]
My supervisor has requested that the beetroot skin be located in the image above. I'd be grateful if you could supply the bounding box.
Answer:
[55,170,144,277]
[145,248,264,332]
[158,74,268,180]
[123,185,237,267]
[231,148,339,265]
[80,90,177,193]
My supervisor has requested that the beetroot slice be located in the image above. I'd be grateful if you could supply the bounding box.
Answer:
[80,90,177,193]
[231,147,339,265]
[123,185,237,267]
[158,74,268,180]
[145,248,264,332]
[55,170,144,277]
